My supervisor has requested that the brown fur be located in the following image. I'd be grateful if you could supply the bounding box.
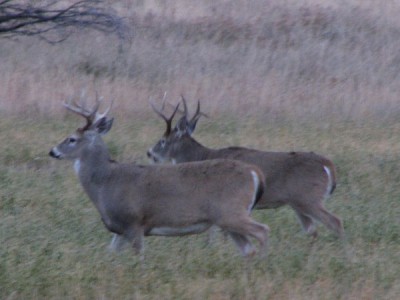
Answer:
[49,113,269,257]
[148,100,343,238]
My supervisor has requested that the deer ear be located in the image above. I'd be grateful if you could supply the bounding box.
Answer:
[187,116,200,135]
[94,117,114,135]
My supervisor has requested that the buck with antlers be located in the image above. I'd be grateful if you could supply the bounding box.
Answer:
[147,97,344,238]
[48,96,269,258]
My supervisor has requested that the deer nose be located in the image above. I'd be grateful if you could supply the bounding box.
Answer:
[49,150,57,158]
[49,148,61,159]
[147,150,159,162]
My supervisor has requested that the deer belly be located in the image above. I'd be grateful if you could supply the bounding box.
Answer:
[148,223,210,236]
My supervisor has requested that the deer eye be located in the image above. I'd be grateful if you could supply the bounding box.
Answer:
[68,137,77,144]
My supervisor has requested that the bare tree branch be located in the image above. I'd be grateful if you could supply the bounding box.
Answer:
[0,0,128,43]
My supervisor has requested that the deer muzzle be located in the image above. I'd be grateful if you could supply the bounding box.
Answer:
[146,149,158,162]
[49,148,62,159]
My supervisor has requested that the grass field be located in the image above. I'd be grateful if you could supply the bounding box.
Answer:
[1,0,400,299]
[1,115,399,299]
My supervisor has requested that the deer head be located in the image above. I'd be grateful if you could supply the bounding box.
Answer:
[49,94,114,160]
[147,95,207,163]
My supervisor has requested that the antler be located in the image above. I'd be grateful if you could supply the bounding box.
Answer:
[180,95,208,124]
[63,92,113,131]
[150,93,180,135]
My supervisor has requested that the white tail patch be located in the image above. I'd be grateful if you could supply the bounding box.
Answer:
[249,170,260,213]
[323,165,333,200]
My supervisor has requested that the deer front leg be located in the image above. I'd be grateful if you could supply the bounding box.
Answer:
[108,233,129,252]
[125,224,145,260]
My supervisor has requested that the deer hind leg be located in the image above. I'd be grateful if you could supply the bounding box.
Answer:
[312,204,344,237]
[222,218,269,256]
[245,220,270,254]
[297,203,344,237]
[228,232,256,257]
[295,211,318,238]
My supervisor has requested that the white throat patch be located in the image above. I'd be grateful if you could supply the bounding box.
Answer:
[74,159,81,175]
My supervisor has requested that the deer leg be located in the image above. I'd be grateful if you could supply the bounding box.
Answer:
[312,204,344,237]
[125,224,145,259]
[222,218,269,255]
[108,233,129,252]
[244,220,269,254]
[228,232,256,257]
[296,203,344,237]
[294,211,318,238]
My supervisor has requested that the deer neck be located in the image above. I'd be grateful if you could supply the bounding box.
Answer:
[178,137,214,162]
[76,140,121,230]
[77,140,112,190]
[184,138,244,161]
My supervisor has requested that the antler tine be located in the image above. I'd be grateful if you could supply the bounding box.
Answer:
[191,100,209,121]
[178,96,208,123]
[169,102,181,123]
[164,100,185,115]
[150,99,169,123]
[63,96,92,118]
[167,103,181,135]
[191,100,200,122]
[76,89,92,116]
[160,91,168,111]
[94,98,114,123]
[150,97,180,134]
[63,92,113,132]
[180,95,189,119]
[90,92,102,118]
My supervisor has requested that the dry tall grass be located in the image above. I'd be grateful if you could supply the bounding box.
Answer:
[1,0,400,121]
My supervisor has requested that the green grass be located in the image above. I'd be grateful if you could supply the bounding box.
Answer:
[1,115,399,299]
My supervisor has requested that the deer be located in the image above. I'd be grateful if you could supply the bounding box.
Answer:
[147,96,344,239]
[48,96,270,258]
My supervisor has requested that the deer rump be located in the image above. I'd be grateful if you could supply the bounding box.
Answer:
[208,148,335,209]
